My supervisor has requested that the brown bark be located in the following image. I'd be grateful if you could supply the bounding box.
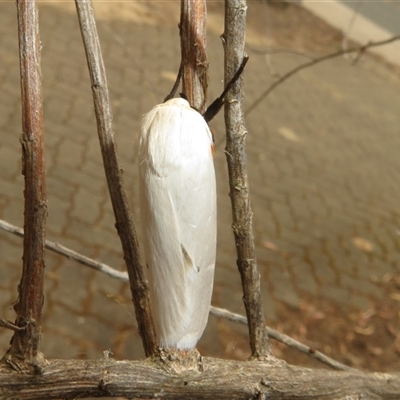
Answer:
[2,0,47,373]
[180,0,208,112]
[74,0,156,356]
[0,357,399,399]
[223,0,272,357]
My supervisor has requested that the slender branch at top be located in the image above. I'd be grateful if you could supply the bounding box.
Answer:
[0,218,355,372]
[223,0,272,357]
[245,34,400,116]
[1,0,47,372]
[180,0,208,113]
[74,0,156,357]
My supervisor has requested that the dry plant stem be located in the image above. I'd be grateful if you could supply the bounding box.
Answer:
[2,0,47,372]
[245,34,400,116]
[1,357,398,400]
[0,219,354,372]
[180,0,208,112]
[223,0,271,357]
[74,0,156,356]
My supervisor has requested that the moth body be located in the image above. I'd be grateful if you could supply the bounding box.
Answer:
[139,97,217,349]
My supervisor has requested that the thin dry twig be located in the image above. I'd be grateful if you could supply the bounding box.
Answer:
[341,2,362,65]
[74,0,156,356]
[0,319,27,332]
[246,43,315,60]
[0,220,128,282]
[245,34,400,116]
[1,0,47,373]
[223,0,272,357]
[0,218,355,371]
[209,306,357,372]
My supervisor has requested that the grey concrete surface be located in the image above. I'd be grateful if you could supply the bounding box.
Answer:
[338,0,400,36]
[0,0,399,367]
[299,0,400,67]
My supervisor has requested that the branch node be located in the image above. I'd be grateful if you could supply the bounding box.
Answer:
[1,349,47,374]
[103,349,114,359]
[0,319,27,332]
[154,347,203,375]
[224,149,232,158]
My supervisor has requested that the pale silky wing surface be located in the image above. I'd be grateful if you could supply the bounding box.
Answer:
[139,98,216,349]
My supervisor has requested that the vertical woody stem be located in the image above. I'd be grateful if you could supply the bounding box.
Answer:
[74,0,156,356]
[180,0,208,113]
[4,0,47,371]
[223,0,272,357]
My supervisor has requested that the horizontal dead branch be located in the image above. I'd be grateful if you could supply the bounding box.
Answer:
[0,356,398,399]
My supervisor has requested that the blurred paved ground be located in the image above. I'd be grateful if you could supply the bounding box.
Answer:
[0,1,399,372]
[299,0,400,67]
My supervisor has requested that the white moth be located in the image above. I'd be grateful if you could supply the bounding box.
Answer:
[139,97,217,350]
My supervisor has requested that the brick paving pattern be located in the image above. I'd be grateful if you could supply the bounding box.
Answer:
[0,1,399,370]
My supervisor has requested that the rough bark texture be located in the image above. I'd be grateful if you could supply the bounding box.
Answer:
[0,357,399,399]
[180,0,208,112]
[1,0,47,373]
[223,0,272,357]
[74,0,157,357]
